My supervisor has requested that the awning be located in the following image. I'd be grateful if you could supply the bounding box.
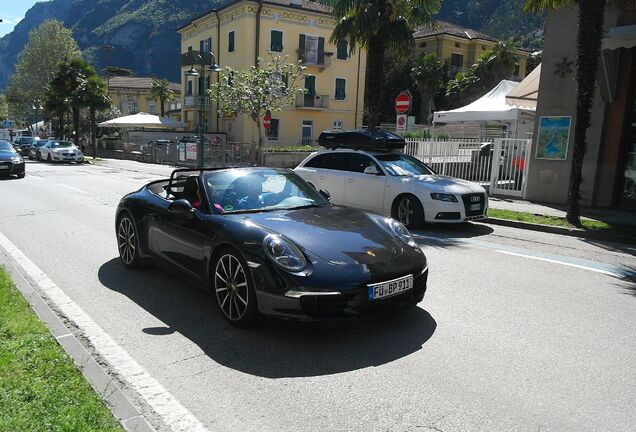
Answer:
[602,24,636,51]
[506,64,541,109]
[98,112,186,129]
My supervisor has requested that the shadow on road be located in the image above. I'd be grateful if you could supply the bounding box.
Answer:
[412,222,494,249]
[98,258,437,378]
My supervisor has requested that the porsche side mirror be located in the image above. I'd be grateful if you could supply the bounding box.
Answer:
[168,199,194,218]
[319,189,331,201]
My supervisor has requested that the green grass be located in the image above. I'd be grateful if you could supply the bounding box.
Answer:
[0,268,123,432]
[488,208,636,239]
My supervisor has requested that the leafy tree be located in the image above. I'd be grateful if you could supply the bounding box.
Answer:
[446,39,519,108]
[330,0,441,129]
[209,56,306,163]
[524,0,611,226]
[79,76,111,157]
[411,54,447,124]
[5,20,81,130]
[0,95,7,119]
[151,78,174,117]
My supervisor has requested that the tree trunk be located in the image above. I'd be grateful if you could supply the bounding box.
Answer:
[57,112,64,139]
[160,101,165,117]
[366,35,386,130]
[72,106,80,147]
[567,0,606,226]
[255,0,263,67]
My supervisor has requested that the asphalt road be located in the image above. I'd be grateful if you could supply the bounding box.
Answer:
[1,159,635,432]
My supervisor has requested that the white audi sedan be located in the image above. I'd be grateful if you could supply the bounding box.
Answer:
[295,148,488,228]
[36,140,84,163]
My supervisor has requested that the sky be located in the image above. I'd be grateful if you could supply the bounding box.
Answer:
[0,1,40,37]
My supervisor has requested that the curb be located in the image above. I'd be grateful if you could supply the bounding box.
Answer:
[0,252,156,432]
[481,217,636,246]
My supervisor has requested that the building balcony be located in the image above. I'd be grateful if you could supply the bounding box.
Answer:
[180,50,214,67]
[183,95,211,109]
[295,94,329,109]
[297,49,332,68]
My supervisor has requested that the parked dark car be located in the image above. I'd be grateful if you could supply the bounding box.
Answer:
[116,167,429,326]
[15,136,39,155]
[29,139,49,160]
[0,140,25,178]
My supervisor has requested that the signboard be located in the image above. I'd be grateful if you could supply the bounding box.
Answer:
[185,142,197,161]
[395,91,412,114]
[263,114,271,129]
[3,120,14,129]
[536,116,571,160]
[396,114,407,132]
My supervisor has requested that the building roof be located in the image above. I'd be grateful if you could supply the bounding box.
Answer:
[177,0,333,32]
[108,77,181,93]
[414,21,499,43]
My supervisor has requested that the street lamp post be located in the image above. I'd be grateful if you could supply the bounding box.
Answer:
[185,51,221,168]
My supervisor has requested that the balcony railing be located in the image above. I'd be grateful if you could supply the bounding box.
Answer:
[180,50,214,67]
[184,96,211,109]
[295,94,329,109]
[297,49,332,67]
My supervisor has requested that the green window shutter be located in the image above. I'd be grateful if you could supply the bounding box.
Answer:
[305,76,316,95]
[318,37,325,64]
[335,78,346,100]
[298,34,306,61]
[337,40,348,60]
[271,30,283,52]
[228,31,235,52]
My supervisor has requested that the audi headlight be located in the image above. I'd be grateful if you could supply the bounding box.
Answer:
[11,156,22,162]
[388,218,417,247]
[263,234,306,272]
[430,193,457,202]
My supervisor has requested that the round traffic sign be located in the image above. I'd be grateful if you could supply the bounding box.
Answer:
[263,114,271,129]
[395,91,412,114]
[397,116,406,127]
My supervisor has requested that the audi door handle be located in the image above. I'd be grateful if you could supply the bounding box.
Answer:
[318,175,325,180]
[346,178,354,183]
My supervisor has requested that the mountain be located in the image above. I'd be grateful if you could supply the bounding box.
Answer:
[0,0,544,91]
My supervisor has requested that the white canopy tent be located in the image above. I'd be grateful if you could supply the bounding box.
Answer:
[433,79,536,139]
[98,112,186,129]
[506,64,541,109]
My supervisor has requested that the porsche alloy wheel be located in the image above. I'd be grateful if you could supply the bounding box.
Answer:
[117,214,140,268]
[214,252,256,326]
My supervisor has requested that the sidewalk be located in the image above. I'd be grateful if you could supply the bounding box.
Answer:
[488,197,636,227]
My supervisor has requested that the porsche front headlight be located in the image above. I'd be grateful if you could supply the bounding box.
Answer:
[387,218,417,247]
[263,234,306,272]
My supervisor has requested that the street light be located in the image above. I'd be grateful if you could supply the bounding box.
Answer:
[185,51,221,167]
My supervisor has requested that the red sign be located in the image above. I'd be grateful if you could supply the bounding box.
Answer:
[263,114,271,129]
[395,91,412,114]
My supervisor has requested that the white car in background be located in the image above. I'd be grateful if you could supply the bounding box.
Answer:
[36,140,84,163]
[294,132,488,228]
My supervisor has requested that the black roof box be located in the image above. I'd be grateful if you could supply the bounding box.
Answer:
[318,129,405,150]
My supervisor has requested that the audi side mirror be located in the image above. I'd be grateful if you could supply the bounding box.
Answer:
[364,166,379,175]
[319,189,331,201]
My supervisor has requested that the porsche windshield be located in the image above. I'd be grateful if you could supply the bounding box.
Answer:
[375,153,434,176]
[204,169,328,214]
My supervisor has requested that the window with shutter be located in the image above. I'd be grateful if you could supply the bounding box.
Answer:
[337,40,348,60]
[271,30,283,52]
[335,78,346,100]
[228,31,235,52]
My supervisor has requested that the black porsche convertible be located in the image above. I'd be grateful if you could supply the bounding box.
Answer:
[116,167,428,325]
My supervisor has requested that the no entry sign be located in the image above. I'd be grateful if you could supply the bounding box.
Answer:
[395,91,412,114]
[263,114,271,129]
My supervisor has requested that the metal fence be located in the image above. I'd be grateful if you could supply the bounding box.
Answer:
[405,137,532,197]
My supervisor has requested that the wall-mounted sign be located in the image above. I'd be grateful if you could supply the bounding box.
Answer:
[536,116,571,160]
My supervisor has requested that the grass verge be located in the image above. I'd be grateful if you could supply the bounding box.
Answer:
[488,208,636,239]
[0,267,123,431]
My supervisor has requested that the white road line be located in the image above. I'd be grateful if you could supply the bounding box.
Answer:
[494,249,619,277]
[0,231,208,432]
[29,175,44,180]
[57,184,88,194]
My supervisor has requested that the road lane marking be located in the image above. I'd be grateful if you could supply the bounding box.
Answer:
[494,249,620,277]
[29,175,44,180]
[0,230,208,432]
[57,184,88,194]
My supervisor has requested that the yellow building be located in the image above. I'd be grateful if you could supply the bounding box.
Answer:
[107,77,182,120]
[414,21,531,81]
[177,0,366,146]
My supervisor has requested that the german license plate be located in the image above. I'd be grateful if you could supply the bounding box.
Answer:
[0,165,8,170]
[368,274,413,301]
[470,204,481,211]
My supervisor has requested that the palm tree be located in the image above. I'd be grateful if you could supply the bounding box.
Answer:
[411,54,446,124]
[151,78,174,117]
[80,76,111,158]
[330,0,441,129]
[524,0,609,226]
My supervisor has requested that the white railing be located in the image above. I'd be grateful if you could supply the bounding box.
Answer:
[404,137,532,198]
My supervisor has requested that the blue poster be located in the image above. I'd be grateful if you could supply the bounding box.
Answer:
[536,116,571,160]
